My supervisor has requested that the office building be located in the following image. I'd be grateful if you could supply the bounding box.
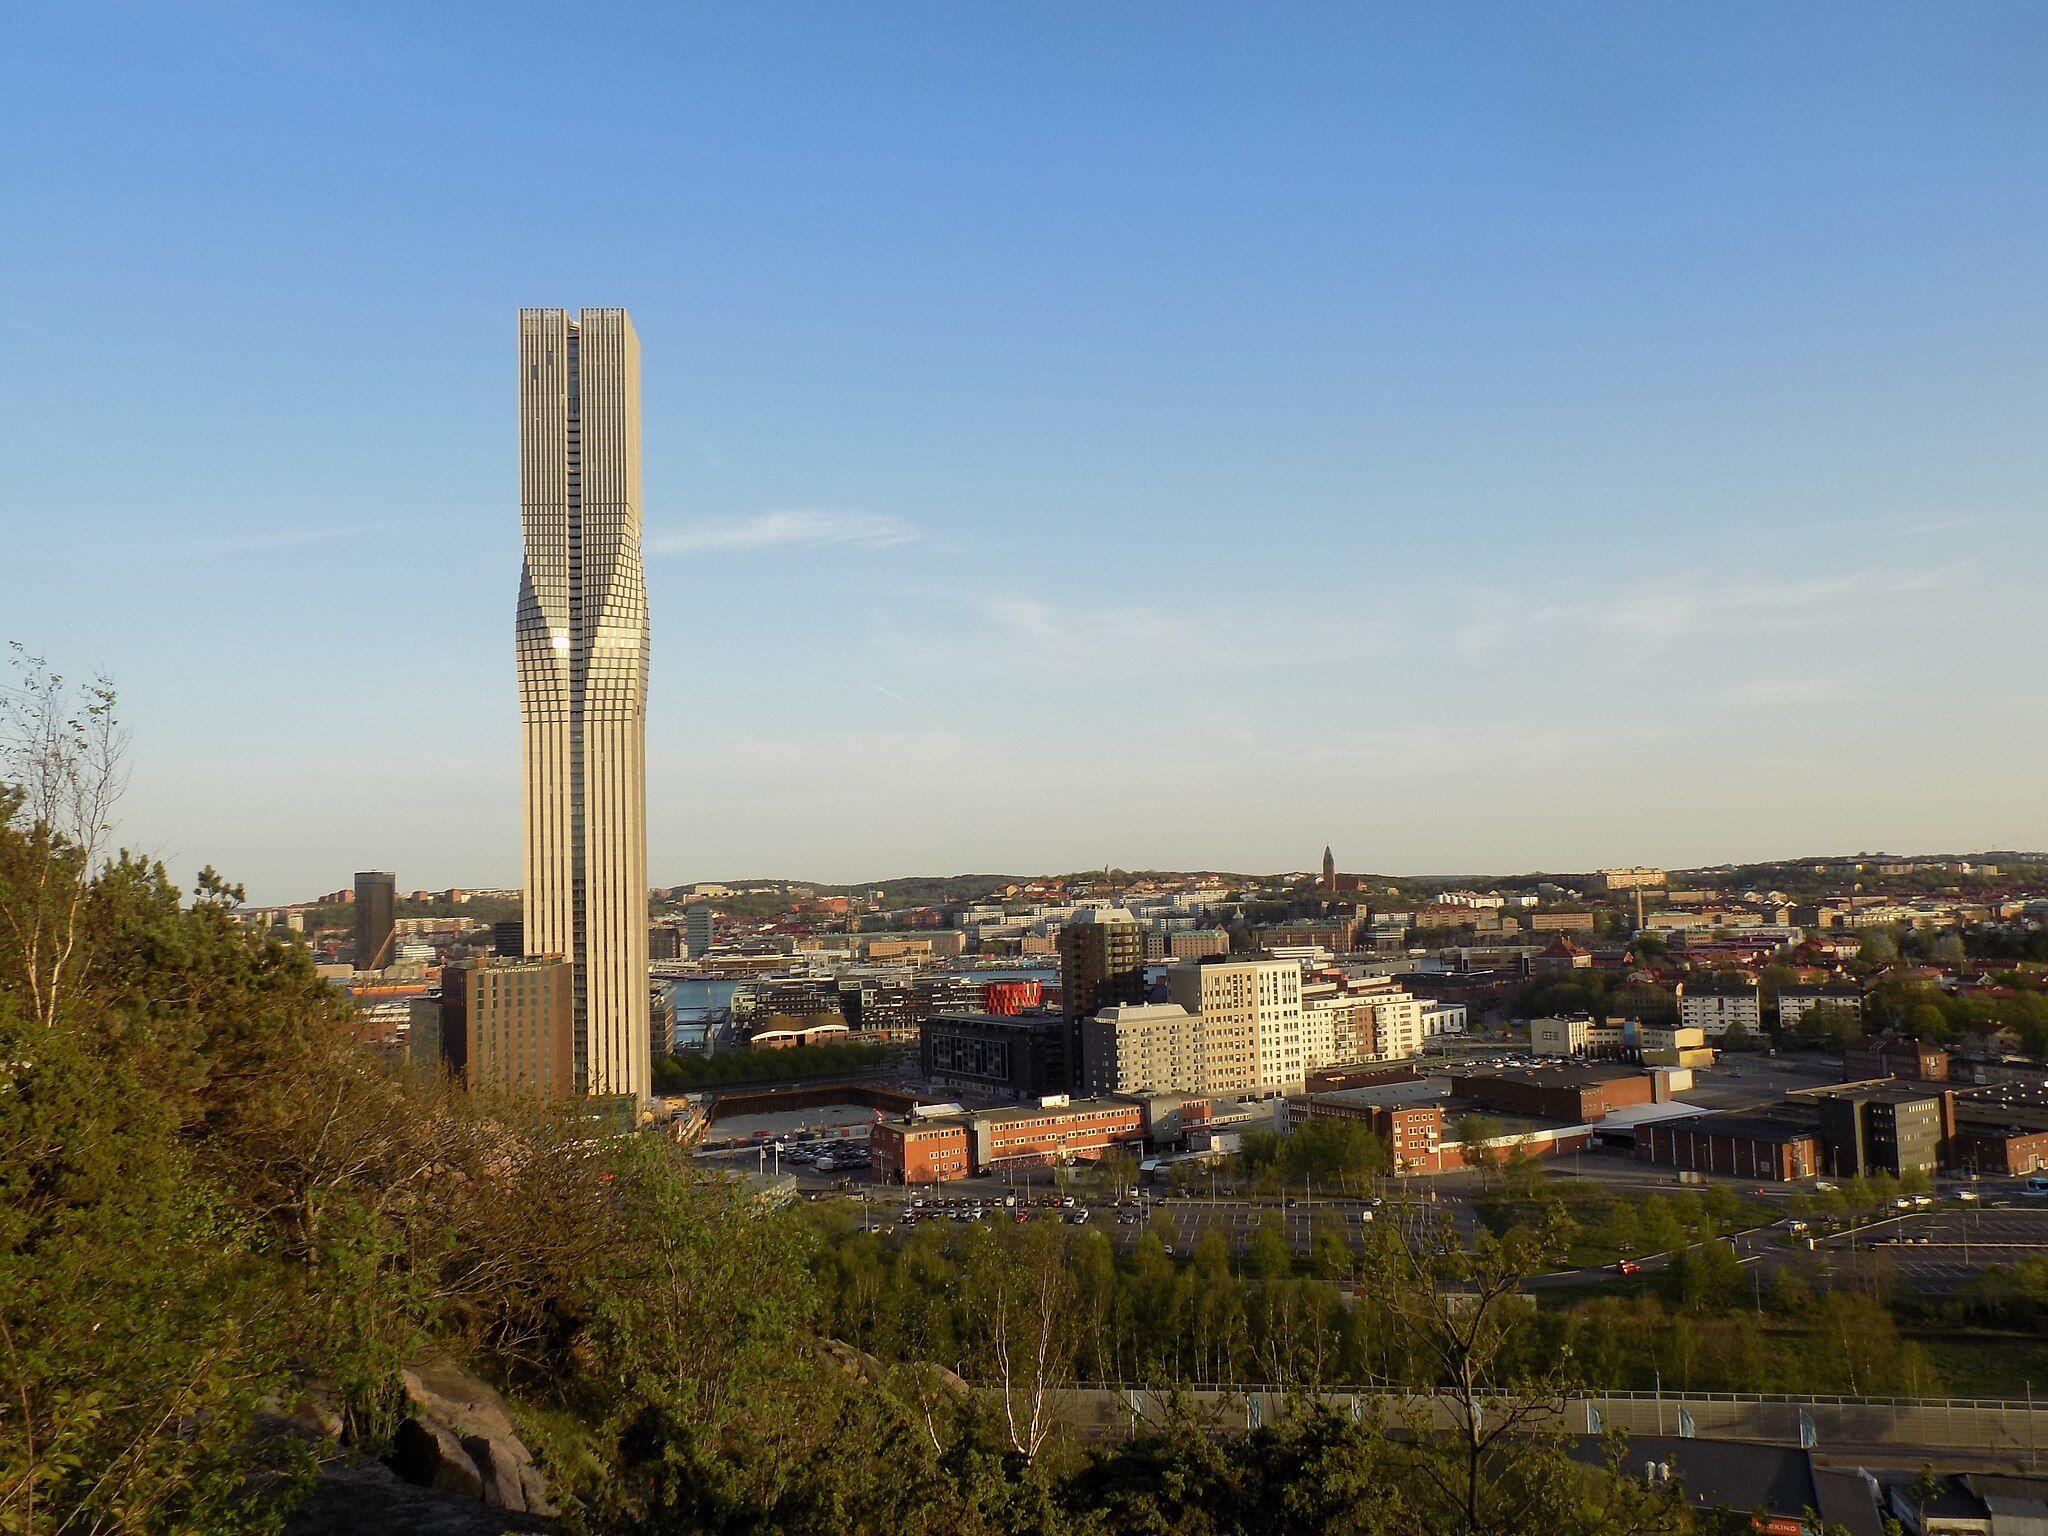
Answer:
[437,956,574,1096]
[1530,1015,1626,1059]
[920,1012,1070,1100]
[491,920,524,959]
[647,924,681,961]
[1816,1086,1946,1178]
[684,903,714,958]
[353,871,395,972]
[517,307,651,1101]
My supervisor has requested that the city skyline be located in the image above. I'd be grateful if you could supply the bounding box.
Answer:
[4,6,2047,904]
[517,307,652,1101]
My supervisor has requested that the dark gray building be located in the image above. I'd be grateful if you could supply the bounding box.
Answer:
[1816,1085,1947,1178]
[920,1012,1069,1100]
[353,871,396,972]
[685,904,714,957]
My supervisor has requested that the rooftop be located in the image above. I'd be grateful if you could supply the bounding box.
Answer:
[971,1096,1142,1128]
[1450,1062,1651,1090]
[1652,1110,1823,1144]
[1818,1083,1948,1107]
[1308,1080,1451,1110]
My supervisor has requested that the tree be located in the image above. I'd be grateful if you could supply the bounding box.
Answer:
[0,649,126,1031]
[959,1223,1078,1462]
[1243,1221,1294,1282]
[1795,1002,1861,1049]
[1354,1211,1691,1536]
[1664,1242,1743,1313]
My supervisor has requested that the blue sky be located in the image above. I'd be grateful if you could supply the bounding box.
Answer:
[3,3,2045,903]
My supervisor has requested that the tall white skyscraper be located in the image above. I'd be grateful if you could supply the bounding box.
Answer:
[517,307,650,1102]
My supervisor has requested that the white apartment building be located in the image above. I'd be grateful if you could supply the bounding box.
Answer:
[1170,957,1303,1097]
[1299,974,1429,1069]
[1420,999,1467,1037]
[1777,986,1862,1031]
[1679,983,1761,1039]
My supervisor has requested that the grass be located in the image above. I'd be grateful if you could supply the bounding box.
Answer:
[1470,1180,1778,1269]
[1914,1332,2048,1398]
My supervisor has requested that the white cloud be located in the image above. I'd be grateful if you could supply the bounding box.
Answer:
[647,510,917,555]
[1522,563,1966,647]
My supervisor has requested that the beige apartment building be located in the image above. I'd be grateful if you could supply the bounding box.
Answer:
[1599,867,1667,891]
[517,307,651,1102]
[1170,956,1303,1097]
[1081,1002,1203,1095]
[1530,1014,1626,1058]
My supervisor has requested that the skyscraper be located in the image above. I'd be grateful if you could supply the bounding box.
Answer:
[353,870,395,971]
[517,307,651,1102]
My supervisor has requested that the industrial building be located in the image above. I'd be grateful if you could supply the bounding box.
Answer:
[1448,1063,1662,1123]
[1635,1111,1823,1182]
[1815,1085,1947,1179]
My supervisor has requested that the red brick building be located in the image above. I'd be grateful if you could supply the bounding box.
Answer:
[1637,1112,1822,1182]
[1843,1036,1950,1083]
[1449,1064,1659,1123]
[871,1097,1146,1184]
[1948,1095,2048,1177]
[870,1119,970,1184]
[1292,1094,1447,1174]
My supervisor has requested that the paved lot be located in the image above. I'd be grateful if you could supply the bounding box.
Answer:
[1672,1055,1842,1111]
[1801,1204,2048,1295]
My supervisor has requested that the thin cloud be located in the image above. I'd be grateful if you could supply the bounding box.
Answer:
[647,510,917,555]
[1525,563,1966,646]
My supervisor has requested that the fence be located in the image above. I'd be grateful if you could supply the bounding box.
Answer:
[1047,1385,2048,1460]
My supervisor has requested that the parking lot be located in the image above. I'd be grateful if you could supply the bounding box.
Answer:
[1803,1202,2048,1295]
[1672,1055,1841,1112]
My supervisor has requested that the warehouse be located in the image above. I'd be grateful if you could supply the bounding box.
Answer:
[1636,1110,1822,1182]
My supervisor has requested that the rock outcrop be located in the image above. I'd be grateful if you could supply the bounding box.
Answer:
[386,1362,556,1517]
